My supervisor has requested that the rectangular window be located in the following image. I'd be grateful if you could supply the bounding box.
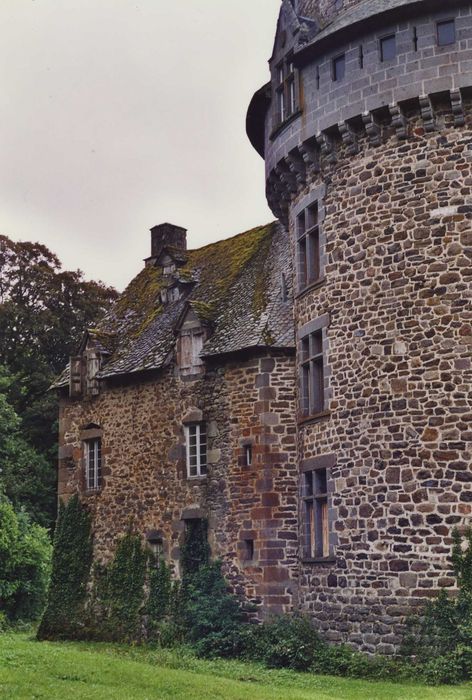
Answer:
[185,423,207,478]
[297,201,321,290]
[437,19,456,46]
[332,54,345,82]
[243,539,255,561]
[300,329,324,416]
[303,468,329,559]
[380,34,396,62]
[275,53,298,126]
[85,438,102,491]
[244,444,252,467]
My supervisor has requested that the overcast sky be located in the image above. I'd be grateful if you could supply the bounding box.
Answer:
[0,0,279,290]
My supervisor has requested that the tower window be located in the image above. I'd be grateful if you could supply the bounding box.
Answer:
[332,54,345,82]
[359,45,364,69]
[84,437,102,491]
[437,20,456,47]
[242,539,255,562]
[413,26,418,52]
[303,468,330,559]
[185,423,207,478]
[297,201,321,290]
[300,329,325,416]
[244,444,252,467]
[380,34,396,62]
[274,52,299,127]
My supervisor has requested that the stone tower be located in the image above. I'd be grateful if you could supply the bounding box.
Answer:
[247,0,472,652]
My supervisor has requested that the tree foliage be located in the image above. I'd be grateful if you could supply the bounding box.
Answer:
[0,495,52,622]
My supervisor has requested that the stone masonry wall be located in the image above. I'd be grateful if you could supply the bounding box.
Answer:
[292,101,472,653]
[58,351,298,617]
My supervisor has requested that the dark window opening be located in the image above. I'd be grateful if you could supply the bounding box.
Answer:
[303,468,329,559]
[359,45,364,69]
[332,54,345,82]
[243,539,255,562]
[437,20,456,47]
[316,65,320,90]
[297,201,321,290]
[146,532,164,560]
[413,26,418,52]
[380,34,396,62]
[300,329,324,416]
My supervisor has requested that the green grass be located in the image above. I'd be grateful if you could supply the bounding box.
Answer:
[1,633,472,700]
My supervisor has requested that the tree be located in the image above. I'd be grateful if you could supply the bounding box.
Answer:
[0,495,52,623]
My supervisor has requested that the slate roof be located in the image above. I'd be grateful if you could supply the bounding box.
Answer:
[52,222,294,388]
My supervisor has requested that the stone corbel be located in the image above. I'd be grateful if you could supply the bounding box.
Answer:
[298,138,320,175]
[419,95,436,133]
[338,120,358,155]
[275,163,298,195]
[362,111,381,147]
[389,103,408,140]
[450,89,465,127]
[316,131,336,165]
[286,151,306,188]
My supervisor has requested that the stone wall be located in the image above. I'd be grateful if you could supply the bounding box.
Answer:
[292,101,472,653]
[58,351,298,616]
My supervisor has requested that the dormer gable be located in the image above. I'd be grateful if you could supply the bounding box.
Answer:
[174,304,211,377]
[270,0,301,65]
[69,329,113,398]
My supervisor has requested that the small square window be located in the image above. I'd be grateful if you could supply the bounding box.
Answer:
[380,34,396,62]
[437,20,456,47]
[332,54,345,82]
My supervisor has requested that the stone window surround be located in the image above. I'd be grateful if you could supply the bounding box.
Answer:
[82,434,103,493]
[300,452,337,564]
[297,313,331,425]
[271,50,302,138]
[293,184,327,298]
[436,18,456,47]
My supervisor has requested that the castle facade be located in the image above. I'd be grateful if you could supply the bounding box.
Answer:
[56,0,472,652]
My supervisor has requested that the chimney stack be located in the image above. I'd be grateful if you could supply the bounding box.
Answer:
[150,223,187,259]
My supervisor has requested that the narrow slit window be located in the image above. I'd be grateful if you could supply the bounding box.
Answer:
[332,54,345,82]
[303,468,329,559]
[185,423,207,478]
[380,34,396,62]
[437,20,456,47]
[413,26,418,52]
[244,444,252,467]
[316,65,320,90]
[84,437,102,491]
[359,45,364,69]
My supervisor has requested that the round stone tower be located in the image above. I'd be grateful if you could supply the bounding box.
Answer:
[247,0,472,652]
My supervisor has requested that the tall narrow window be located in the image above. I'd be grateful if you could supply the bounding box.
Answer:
[413,26,418,52]
[85,438,102,491]
[359,45,364,69]
[437,19,456,46]
[185,423,207,478]
[297,201,321,290]
[300,329,324,416]
[244,444,252,467]
[332,54,345,82]
[316,65,320,90]
[380,34,396,62]
[275,53,298,126]
[303,468,330,559]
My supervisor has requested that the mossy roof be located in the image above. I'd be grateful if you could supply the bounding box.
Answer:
[53,222,294,387]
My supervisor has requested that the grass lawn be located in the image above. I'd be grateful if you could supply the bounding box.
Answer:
[1,633,472,700]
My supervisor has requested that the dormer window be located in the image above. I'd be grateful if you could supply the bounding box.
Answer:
[274,52,299,128]
[163,263,176,275]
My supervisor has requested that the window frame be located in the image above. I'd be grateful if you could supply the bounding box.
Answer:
[297,201,321,291]
[302,467,330,560]
[332,53,346,82]
[184,423,208,479]
[437,19,456,47]
[84,437,102,491]
[274,52,299,128]
[298,314,329,422]
[380,34,396,62]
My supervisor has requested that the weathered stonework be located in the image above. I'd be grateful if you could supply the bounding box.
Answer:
[57,222,298,618]
[247,0,472,651]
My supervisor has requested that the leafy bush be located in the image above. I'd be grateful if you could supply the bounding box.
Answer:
[37,495,92,640]
[249,615,322,671]
[0,496,51,622]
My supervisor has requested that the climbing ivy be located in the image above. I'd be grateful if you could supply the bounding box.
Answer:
[37,495,92,640]
[180,519,210,580]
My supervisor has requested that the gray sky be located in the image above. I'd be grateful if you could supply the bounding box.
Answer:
[0,0,279,290]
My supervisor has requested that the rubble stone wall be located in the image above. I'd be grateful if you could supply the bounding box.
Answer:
[58,351,298,617]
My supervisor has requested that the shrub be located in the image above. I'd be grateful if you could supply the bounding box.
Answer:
[251,615,322,671]
[0,497,51,623]
[37,495,92,640]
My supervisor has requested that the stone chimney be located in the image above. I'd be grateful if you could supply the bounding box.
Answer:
[150,223,187,259]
